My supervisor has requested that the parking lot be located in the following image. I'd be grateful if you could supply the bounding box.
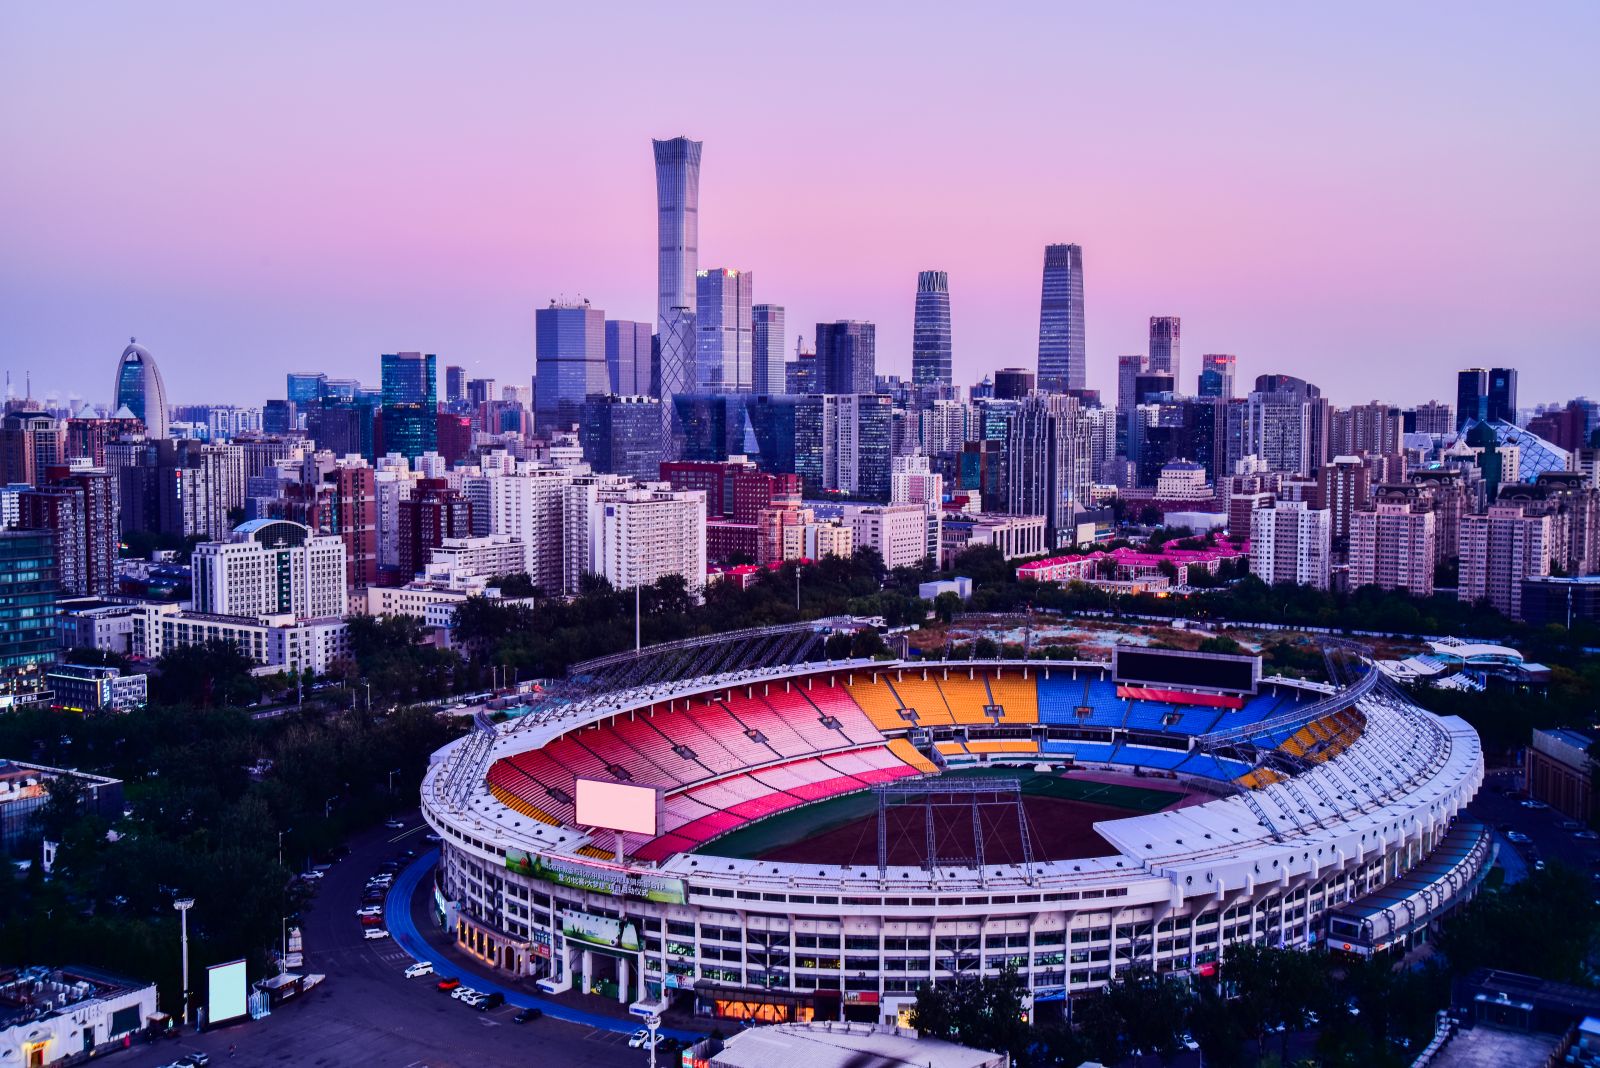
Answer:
[1471,768,1600,885]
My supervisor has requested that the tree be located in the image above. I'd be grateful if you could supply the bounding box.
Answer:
[908,967,1031,1063]
[151,640,261,708]
[934,591,963,624]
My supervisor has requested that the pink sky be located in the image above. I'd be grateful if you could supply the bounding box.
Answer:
[1,3,1595,409]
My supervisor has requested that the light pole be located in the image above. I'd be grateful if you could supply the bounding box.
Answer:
[174,898,194,1027]
[278,828,293,969]
[646,1013,661,1068]
[388,767,400,794]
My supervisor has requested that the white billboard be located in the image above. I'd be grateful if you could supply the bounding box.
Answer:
[207,958,248,1025]
[575,778,659,835]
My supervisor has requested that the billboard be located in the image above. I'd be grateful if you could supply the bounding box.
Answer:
[560,908,641,952]
[506,850,686,905]
[1112,646,1259,694]
[206,958,248,1026]
[576,778,660,835]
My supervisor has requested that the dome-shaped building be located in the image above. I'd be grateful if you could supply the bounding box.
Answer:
[112,338,168,439]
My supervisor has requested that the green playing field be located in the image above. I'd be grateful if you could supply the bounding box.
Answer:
[694,766,1183,860]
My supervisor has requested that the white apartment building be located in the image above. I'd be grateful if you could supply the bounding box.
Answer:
[589,484,707,592]
[487,467,571,593]
[847,503,930,570]
[1459,501,1553,619]
[135,602,351,676]
[1350,500,1436,597]
[426,534,529,582]
[1249,500,1332,589]
[190,519,348,620]
[890,453,945,566]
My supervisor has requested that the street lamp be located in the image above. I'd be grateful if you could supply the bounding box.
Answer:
[278,828,293,969]
[174,898,195,1027]
[646,1013,661,1068]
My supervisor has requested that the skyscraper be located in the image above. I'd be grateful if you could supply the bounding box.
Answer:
[751,305,786,396]
[605,319,653,396]
[534,301,607,432]
[113,339,169,439]
[379,351,437,460]
[694,268,754,393]
[912,270,953,387]
[444,365,466,405]
[1455,367,1517,431]
[654,136,703,456]
[1199,353,1236,399]
[1036,244,1086,392]
[815,321,876,395]
[286,372,327,408]
[1149,317,1181,385]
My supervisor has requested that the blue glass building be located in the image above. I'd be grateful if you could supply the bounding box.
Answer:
[112,339,169,439]
[911,270,952,387]
[380,351,437,459]
[534,302,607,433]
[1036,244,1085,393]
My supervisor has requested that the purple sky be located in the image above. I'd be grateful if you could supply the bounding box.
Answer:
[2,4,1595,411]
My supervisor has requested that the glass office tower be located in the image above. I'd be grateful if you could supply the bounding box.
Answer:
[911,270,952,387]
[534,301,607,433]
[654,136,703,457]
[1036,244,1086,393]
[751,305,786,397]
[112,339,169,439]
[380,351,437,459]
[694,268,753,393]
[1148,316,1181,385]
[815,321,876,395]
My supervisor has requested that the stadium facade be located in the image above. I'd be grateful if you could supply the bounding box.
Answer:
[420,647,1487,1027]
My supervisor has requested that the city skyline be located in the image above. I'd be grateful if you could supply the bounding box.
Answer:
[1,5,1595,410]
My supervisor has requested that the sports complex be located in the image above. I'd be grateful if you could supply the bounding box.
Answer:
[419,626,1490,1027]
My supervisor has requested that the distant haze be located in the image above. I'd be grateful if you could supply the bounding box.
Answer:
[1,3,1595,408]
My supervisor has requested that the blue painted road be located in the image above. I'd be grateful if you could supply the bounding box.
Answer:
[384,849,700,1041]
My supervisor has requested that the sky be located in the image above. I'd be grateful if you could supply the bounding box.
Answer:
[1,3,1596,411]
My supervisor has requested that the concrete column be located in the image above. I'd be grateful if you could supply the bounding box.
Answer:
[618,957,630,1005]
[582,949,593,994]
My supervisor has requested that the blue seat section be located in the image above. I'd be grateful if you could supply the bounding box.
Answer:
[1122,700,1170,731]
[1038,673,1126,728]
[1173,752,1251,781]
[1041,740,1117,762]
[1166,705,1227,734]
[1114,744,1190,770]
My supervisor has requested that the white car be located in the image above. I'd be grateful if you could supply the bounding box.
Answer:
[628,1029,650,1049]
[458,992,487,1008]
[355,906,383,917]
[451,986,480,1001]
[363,928,390,940]
[403,961,434,979]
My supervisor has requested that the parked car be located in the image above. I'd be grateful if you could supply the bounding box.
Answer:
[450,986,480,1001]
[1560,819,1584,831]
[384,817,406,829]
[628,1030,650,1049]
[476,992,505,1011]
[436,977,461,993]
[513,1007,543,1023]
[359,915,383,927]
[363,928,390,940]
[356,906,383,917]
[1506,831,1531,844]
[458,992,488,1009]
[404,962,434,979]
[176,1055,211,1067]
[1576,830,1600,841]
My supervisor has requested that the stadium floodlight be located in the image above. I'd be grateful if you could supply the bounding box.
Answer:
[174,897,195,1026]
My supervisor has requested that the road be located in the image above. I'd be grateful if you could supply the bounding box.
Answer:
[1469,768,1600,884]
[114,816,653,1068]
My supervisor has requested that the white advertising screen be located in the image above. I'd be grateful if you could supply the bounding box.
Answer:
[207,959,248,1025]
[575,778,659,835]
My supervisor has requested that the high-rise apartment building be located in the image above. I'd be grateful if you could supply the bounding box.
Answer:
[1244,375,1330,475]
[1460,500,1552,619]
[1318,455,1373,546]
[654,136,703,457]
[911,270,953,387]
[694,269,754,393]
[1331,402,1403,457]
[1005,393,1093,547]
[397,478,472,579]
[113,340,169,439]
[0,412,68,487]
[890,453,944,564]
[1199,354,1236,399]
[467,378,497,409]
[192,518,348,620]
[797,394,893,500]
[815,321,876,395]
[604,320,654,397]
[1250,501,1332,590]
[1036,244,1085,392]
[487,467,571,594]
[751,305,786,396]
[534,301,607,433]
[588,484,707,592]
[380,352,437,460]
[1148,317,1181,386]
[1350,494,1436,596]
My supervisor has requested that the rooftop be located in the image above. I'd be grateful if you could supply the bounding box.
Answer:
[711,1022,1005,1068]
[0,964,149,1030]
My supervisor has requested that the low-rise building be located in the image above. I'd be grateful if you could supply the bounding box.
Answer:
[0,965,157,1066]
[0,762,123,852]
[939,513,1047,567]
[44,664,147,713]
[134,604,350,676]
[1528,727,1595,823]
[846,503,928,570]
[705,1022,1004,1068]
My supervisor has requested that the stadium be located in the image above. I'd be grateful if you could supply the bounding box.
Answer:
[419,630,1489,1027]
